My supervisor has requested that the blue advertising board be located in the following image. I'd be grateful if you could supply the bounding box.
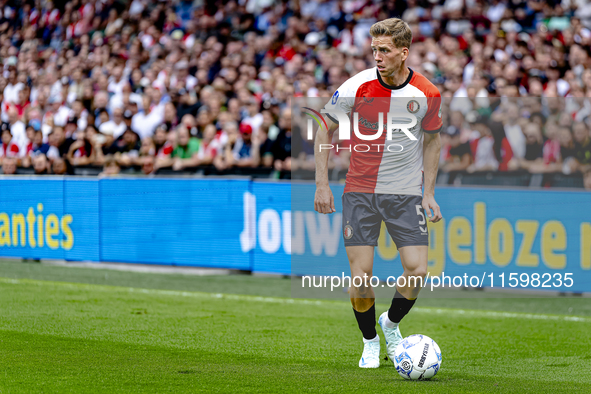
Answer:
[0,178,97,261]
[290,184,591,292]
[99,178,249,268]
[0,177,590,292]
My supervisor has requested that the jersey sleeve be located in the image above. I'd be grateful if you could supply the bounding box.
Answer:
[422,88,443,134]
[323,79,357,124]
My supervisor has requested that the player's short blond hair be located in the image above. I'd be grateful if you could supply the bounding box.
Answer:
[369,18,412,49]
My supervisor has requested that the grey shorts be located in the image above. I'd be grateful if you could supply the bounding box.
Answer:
[342,192,429,248]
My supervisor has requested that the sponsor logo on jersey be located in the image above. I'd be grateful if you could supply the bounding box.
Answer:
[407,100,420,113]
[363,96,374,104]
[358,117,380,130]
[313,108,418,142]
[344,225,354,239]
[331,90,339,105]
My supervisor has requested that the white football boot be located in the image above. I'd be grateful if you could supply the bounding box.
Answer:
[359,335,380,368]
[378,311,403,364]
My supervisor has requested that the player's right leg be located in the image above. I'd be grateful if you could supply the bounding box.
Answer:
[342,192,382,368]
[347,245,380,368]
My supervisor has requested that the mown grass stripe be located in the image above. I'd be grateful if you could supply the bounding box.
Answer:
[1,276,589,323]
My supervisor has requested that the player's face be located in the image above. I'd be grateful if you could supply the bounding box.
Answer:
[371,36,408,78]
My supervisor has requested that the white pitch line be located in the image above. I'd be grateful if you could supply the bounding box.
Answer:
[411,307,591,322]
[1,277,590,323]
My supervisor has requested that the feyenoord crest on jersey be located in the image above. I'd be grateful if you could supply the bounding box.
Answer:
[407,99,420,113]
[344,225,354,239]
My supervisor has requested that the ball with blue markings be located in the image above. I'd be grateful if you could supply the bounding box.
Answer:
[393,334,442,380]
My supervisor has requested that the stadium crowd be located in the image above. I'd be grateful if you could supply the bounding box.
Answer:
[0,0,590,187]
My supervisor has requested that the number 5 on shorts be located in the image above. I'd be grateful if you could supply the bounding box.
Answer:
[416,205,427,233]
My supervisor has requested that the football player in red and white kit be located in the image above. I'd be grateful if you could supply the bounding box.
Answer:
[314,18,443,368]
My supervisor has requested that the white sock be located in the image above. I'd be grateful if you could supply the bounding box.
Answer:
[383,313,398,329]
[363,334,380,344]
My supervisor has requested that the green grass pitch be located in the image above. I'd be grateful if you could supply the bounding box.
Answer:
[0,260,590,393]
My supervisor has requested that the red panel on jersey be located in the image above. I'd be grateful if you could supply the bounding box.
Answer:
[344,80,392,194]
[409,72,443,132]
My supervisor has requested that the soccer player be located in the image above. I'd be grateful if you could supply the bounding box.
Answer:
[314,18,443,368]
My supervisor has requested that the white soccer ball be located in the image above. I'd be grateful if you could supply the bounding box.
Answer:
[393,334,442,380]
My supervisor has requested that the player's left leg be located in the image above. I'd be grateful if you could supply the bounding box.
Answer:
[390,245,429,312]
[379,246,428,361]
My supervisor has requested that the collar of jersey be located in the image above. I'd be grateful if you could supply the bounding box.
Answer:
[376,67,413,90]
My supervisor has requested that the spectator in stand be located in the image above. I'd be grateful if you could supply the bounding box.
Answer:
[257,126,276,169]
[448,111,473,143]
[97,124,115,155]
[291,120,317,172]
[142,155,157,175]
[7,107,27,153]
[489,120,514,172]
[67,127,96,167]
[441,126,472,172]
[272,108,292,172]
[537,121,563,172]
[501,106,526,160]
[100,156,121,176]
[224,123,260,169]
[584,169,591,190]
[20,125,36,168]
[100,107,127,139]
[519,123,546,172]
[4,69,22,105]
[33,154,50,175]
[64,117,80,140]
[111,129,141,167]
[573,121,591,171]
[1,157,17,175]
[153,125,174,168]
[170,126,200,171]
[131,95,164,140]
[242,99,264,135]
[176,89,201,120]
[198,124,221,168]
[24,125,36,156]
[29,128,51,157]
[16,86,31,120]
[51,94,72,128]
[47,127,73,159]
[52,157,68,175]
[0,127,20,164]
[468,116,499,172]
[559,125,578,174]
[123,110,134,130]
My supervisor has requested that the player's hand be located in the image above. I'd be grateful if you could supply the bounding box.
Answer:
[422,195,442,223]
[314,185,336,214]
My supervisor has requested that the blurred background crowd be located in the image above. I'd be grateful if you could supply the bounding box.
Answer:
[0,0,590,188]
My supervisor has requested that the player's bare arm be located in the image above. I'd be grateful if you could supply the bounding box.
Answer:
[422,132,442,223]
[314,116,338,214]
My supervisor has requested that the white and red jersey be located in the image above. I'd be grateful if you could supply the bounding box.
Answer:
[42,8,60,26]
[156,142,173,158]
[0,141,20,158]
[198,132,226,161]
[324,67,442,196]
